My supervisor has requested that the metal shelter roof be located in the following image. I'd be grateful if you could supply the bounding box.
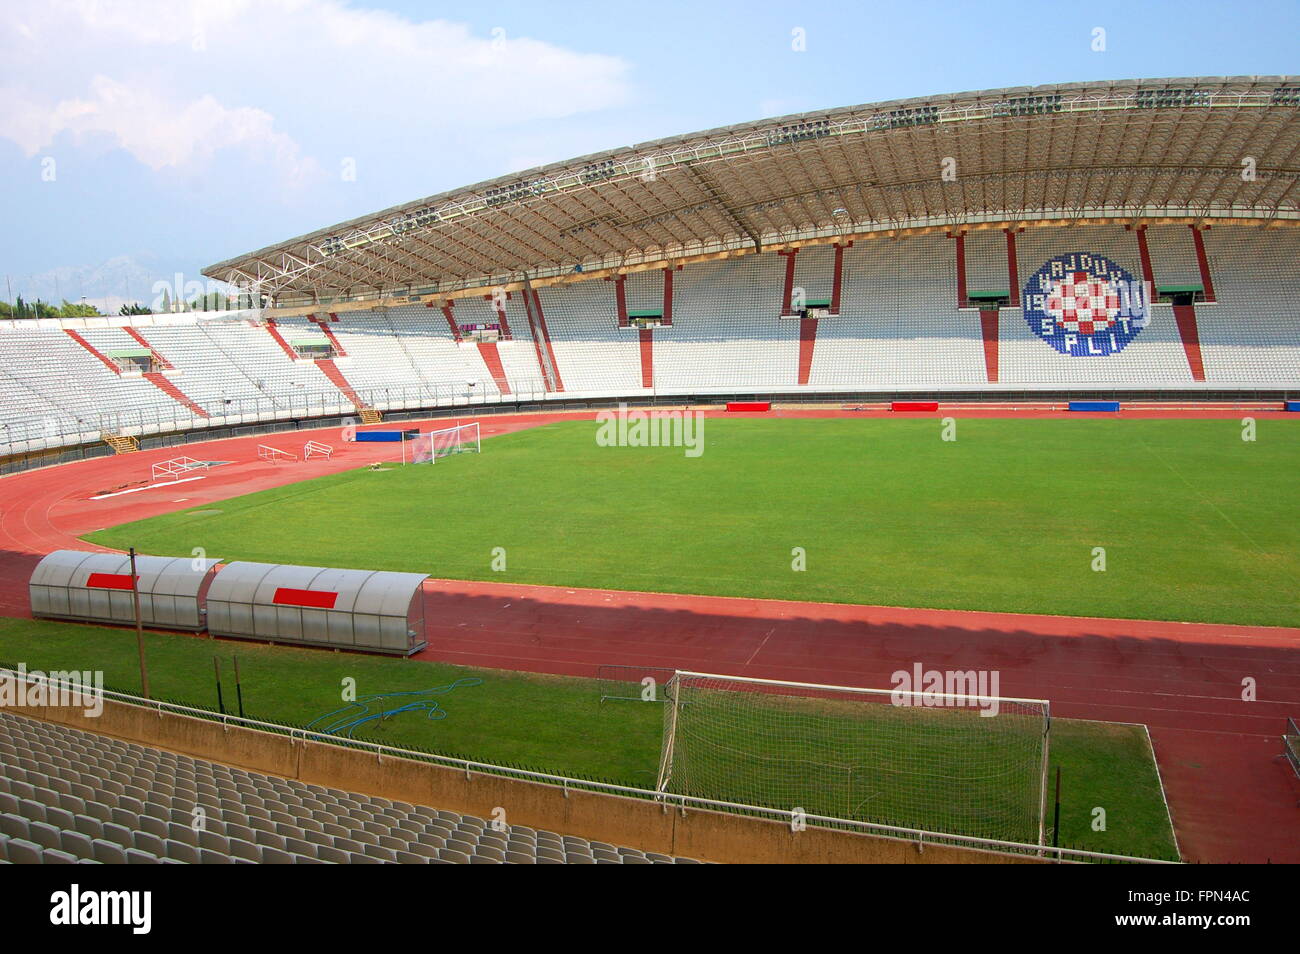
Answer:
[203,76,1300,309]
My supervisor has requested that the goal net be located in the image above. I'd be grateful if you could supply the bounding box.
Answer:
[656,671,1050,845]
[410,422,480,464]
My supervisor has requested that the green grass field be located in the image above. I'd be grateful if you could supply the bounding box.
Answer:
[0,617,1179,859]
[87,417,1300,626]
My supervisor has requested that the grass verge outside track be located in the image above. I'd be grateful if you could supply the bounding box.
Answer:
[87,419,1299,626]
[0,617,1179,860]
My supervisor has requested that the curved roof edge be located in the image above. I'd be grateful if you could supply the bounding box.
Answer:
[207,76,1295,273]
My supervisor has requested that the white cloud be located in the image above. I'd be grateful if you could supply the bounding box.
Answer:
[0,0,632,182]
[0,76,320,185]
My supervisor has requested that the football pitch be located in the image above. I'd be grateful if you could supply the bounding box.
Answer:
[88,417,1300,626]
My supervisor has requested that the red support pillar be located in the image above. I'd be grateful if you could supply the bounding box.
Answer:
[1004,229,1020,306]
[830,242,851,315]
[1190,226,1217,303]
[662,267,675,326]
[1134,225,1156,300]
[778,249,798,314]
[952,232,967,309]
[613,275,628,327]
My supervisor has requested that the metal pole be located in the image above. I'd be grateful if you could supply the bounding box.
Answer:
[214,656,225,714]
[129,547,150,699]
[1052,766,1061,849]
[233,655,244,718]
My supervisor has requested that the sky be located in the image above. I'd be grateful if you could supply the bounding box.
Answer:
[2,0,1296,311]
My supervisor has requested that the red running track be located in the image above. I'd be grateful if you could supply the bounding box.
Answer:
[0,405,1297,863]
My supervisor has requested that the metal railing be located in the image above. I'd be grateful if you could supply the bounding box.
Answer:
[0,667,1177,864]
[0,378,552,457]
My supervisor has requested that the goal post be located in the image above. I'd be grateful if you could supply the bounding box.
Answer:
[656,670,1050,846]
[409,422,480,465]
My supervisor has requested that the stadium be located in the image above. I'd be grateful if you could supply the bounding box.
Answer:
[1,73,1298,873]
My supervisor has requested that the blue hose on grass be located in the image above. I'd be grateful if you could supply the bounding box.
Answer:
[306,678,483,738]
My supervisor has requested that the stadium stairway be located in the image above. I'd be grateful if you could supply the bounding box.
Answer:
[306,314,348,356]
[0,712,701,865]
[142,372,209,419]
[102,433,138,454]
[639,329,654,388]
[474,342,512,395]
[65,328,210,419]
[436,302,463,342]
[260,318,300,360]
[1171,305,1207,382]
[314,357,367,411]
[122,327,174,369]
[62,330,121,376]
[797,317,817,385]
[979,309,1000,383]
[522,287,564,392]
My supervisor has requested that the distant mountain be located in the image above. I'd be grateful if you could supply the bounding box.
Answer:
[3,254,236,316]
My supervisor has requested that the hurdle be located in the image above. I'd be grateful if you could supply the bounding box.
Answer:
[304,440,333,460]
[151,457,204,482]
[257,444,297,464]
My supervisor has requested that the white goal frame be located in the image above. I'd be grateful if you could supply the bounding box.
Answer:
[656,669,1051,847]
[409,421,480,464]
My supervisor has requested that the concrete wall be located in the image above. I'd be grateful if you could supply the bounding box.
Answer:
[29,698,1048,865]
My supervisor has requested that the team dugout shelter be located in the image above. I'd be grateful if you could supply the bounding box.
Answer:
[204,561,429,656]
[29,549,220,631]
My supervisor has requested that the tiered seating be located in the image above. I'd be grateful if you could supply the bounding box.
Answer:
[0,328,162,445]
[539,281,643,394]
[1197,228,1300,386]
[0,711,699,865]
[145,320,296,413]
[999,226,1197,387]
[383,305,515,405]
[657,255,800,391]
[809,234,987,389]
[0,225,1296,456]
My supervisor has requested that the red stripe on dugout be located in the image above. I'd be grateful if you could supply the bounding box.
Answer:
[85,573,137,590]
[272,588,338,609]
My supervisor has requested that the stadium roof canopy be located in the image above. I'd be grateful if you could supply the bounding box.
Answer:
[205,76,1300,309]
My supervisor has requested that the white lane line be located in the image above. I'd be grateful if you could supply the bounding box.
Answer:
[89,475,207,500]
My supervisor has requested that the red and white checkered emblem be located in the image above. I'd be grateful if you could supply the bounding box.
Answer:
[1045,271,1121,335]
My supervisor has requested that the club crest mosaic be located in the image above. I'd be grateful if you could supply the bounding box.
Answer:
[1022,252,1149,356]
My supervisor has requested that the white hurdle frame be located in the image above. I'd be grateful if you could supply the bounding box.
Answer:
[303,440,333,460]
[257,444,297,464]
[151,456,203,482]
